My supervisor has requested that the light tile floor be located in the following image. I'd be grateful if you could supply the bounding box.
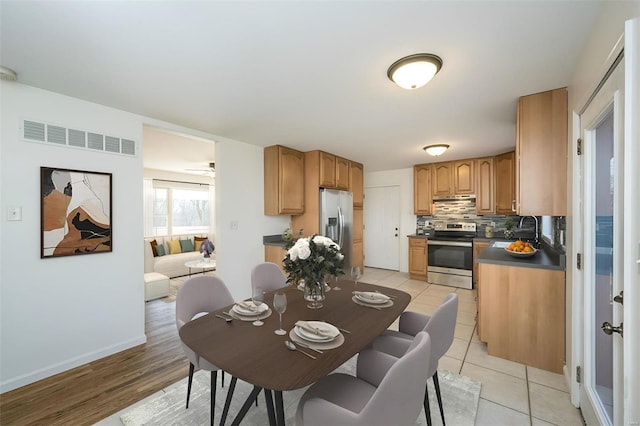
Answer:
[99,267,584,425]
[362,267,584,426]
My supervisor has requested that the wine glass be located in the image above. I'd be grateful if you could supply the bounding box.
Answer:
[251,288,265,326]
[351,266,362,287]
[273,292,287,335]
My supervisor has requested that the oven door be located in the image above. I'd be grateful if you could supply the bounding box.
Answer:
[427,240,473,288]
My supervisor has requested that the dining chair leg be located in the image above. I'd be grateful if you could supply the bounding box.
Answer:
[220,376,237,426]
[186,363,195,409]
[230,386,262,426]
[433,371,445,425]
[211,370,217,426]
[263,389,276,426]
[222,370,225,387]
[423,381,432,426]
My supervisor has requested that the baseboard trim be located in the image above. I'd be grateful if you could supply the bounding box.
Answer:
[0,335,147,394]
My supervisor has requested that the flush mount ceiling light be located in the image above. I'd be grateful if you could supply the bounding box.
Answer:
[387,53,443,90]
[423,144,449,156]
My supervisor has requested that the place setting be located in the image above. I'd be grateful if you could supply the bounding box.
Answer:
[288,320,345,353]
[351,290,395,309]
[227,289,272,323]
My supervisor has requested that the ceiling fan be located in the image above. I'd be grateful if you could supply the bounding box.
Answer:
[184,162,216,177]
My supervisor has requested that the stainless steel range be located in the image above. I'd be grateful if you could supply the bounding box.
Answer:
[427,222,476,289]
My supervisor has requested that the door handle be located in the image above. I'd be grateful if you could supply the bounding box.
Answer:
[601,321,623,337]
[613,291,623,305]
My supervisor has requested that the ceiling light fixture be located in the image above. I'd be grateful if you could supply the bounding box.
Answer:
[423,144,449,156]
[387,53,442,90]
[0,66,17,82]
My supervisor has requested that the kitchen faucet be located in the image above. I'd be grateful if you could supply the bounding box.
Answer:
[518,216,539,247]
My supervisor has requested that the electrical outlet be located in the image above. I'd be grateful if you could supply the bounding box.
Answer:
[7,206,21,221]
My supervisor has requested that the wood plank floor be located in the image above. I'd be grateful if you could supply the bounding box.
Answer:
[0,299,188,425]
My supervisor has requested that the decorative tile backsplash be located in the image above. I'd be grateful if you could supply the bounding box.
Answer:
[416,199,566,251]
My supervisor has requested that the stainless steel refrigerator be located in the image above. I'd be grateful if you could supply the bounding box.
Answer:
[319,188,353,273]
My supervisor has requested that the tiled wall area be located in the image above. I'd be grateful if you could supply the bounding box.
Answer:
[416,199,566,251]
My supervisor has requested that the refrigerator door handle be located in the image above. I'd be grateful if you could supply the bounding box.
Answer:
[337,206,344,248]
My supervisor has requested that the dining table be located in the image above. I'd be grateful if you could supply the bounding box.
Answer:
[178,278,411,426]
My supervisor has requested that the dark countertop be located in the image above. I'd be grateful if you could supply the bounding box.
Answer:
[407,234,429,239]
[263,235,289,247]
[477,242,566,271]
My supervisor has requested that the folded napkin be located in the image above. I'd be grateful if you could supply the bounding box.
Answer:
[236,300,258,311]
[295,321,333,337]
[353,291,390,301]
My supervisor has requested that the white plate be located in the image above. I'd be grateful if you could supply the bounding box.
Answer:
[355,292,390,305]
[232,301,269,316]
[294,321,339,342]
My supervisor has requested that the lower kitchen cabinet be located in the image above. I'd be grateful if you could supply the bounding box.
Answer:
[473,240,489,288]
[264,245,287,273]
[478,263,565,373]
[408,237,427,281]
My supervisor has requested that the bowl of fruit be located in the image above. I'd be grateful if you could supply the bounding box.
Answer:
[505,240,537,258]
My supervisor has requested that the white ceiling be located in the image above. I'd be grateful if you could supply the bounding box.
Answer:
[1,1,605,172]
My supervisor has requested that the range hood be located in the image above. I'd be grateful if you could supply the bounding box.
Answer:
[432,194,476,201]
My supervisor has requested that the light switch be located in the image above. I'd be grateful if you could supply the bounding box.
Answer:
[8,206,22,221]
[230,220,239,230]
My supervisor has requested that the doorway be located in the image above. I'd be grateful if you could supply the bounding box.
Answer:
[364,186,400,270]
[574,18,639,424]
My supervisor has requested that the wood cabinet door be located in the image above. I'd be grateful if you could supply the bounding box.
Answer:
[319,151,336,188]
[352,240,364,271]
[473,241,489,287]
[279,147,305,214]
[353,207,363,242]
[335,156,350,190]
[265,245,288,273]
[495,151,516,215]
[475,157,495,214]
[516,88,567,216]
[349,161,364,207]
[408,238,427,281]
[413,164,432,214]
[432,162,452,196]
[453,160,475,194]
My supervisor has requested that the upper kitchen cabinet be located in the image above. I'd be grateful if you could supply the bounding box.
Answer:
[413,164,432,215]
[317,151,349,190]
[495,151,516,215]
[453,160,475,194]
[475,157,495,214]
[264,145,305,215]
[335,156,350,190]
[349,161,364,207]
[432,162,452,196]
[432,160,475,197]
[516,88,568,216]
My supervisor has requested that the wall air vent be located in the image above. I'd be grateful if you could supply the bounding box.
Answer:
[22,119,137,157]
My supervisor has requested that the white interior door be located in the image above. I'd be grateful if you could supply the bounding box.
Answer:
[364,186,400,270]
[578,52,624,426]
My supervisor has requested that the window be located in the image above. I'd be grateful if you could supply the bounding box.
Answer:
[147,180,211,236]
[541,215,554,246]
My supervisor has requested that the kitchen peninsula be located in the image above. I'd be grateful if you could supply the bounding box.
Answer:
[476,242,566,373]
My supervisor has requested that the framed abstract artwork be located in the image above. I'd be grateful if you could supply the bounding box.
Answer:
[41,167,112,258]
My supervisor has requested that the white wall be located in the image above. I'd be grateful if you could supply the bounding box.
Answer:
[0,83,146,392]
[214,140,290,301]
[364,168,414,273]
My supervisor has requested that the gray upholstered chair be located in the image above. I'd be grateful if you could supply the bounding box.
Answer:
[176,275,236,426]
[371,293,458,426]
[295,331,432,426]
[250,261,287,293]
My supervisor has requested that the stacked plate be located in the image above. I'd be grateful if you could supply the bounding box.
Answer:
[230,301,270,320]
[294,321,340,343]
[352,291,393,308]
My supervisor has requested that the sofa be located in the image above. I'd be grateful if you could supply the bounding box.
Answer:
[144,234,215,279]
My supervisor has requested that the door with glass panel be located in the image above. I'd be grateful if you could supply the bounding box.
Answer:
[579,56,624,426]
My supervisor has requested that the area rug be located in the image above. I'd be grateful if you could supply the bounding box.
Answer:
[120,357,481,426]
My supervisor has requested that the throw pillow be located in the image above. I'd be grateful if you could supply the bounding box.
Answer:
[155,244,166,256]
[149,240,159,257]
[167,239,182,254]
[180,239,194,252]
[194,236,208,252]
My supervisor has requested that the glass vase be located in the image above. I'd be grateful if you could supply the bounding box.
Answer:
[303,280,326,309]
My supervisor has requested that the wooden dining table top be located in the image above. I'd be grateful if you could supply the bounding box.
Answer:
[178,279,411,391]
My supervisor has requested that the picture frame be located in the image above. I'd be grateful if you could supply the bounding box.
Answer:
[41,166,112,258]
